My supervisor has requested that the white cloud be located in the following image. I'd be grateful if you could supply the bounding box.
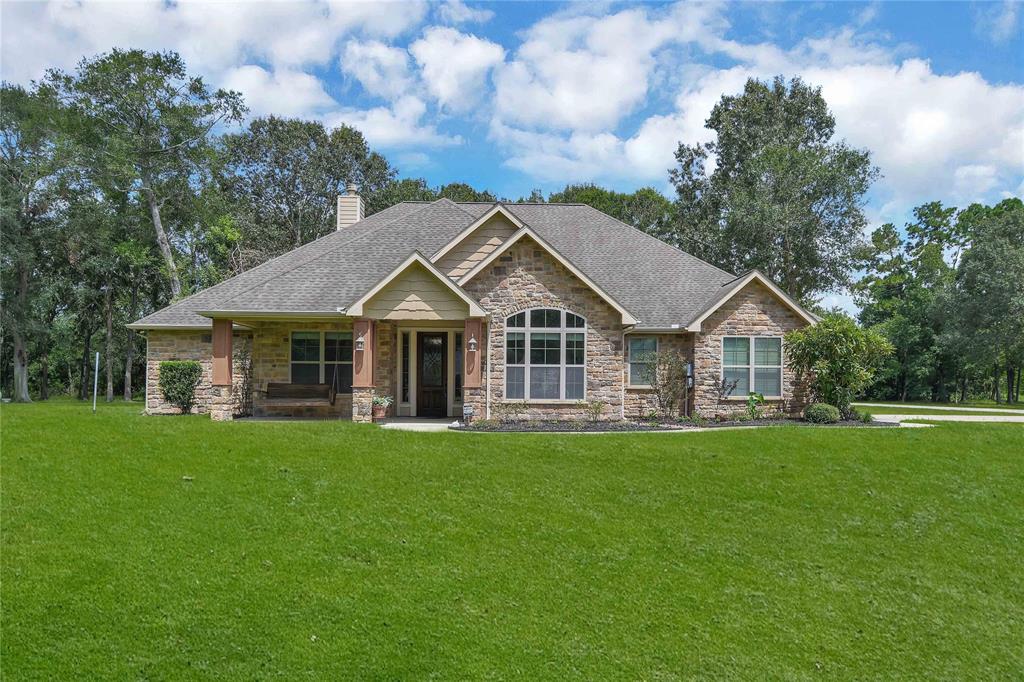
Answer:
[0,0,427,83]
[221,66,336,118]
[437,0,494,25]
[410,27,504,112]
[492,3,724,133]
[340,40,414,100]
[490,12,1024,214]
[325,95,461,148]
[974,1,1020,44]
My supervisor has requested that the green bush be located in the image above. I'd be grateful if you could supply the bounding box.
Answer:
[804,403,841,424]
[158,361,203,414]
[785,314,893,417]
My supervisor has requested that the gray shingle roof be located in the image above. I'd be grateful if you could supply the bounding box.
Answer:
[131,199,736,330]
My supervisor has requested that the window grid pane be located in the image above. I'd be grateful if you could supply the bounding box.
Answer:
[565,333,585,365]
[530,333,560,365]
[291,363,320,385]
[506,366,525,399]
[506,332,525,365]
[754,367,781,396]
[565,367,584,399]
[723,337,749,366]
[507,312,525,328]
[754,337,781,366]
[291,332,320,362]
[530,367,560,399]
[722,368,748,396]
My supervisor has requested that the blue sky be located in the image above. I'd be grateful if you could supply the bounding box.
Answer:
[3,1,1022,306]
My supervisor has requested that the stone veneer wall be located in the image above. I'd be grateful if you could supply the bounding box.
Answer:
[249,320,353,418]
[692,280,810,417]
[145,331,252,415]
[461,236,625,421]
[624,333,694,420]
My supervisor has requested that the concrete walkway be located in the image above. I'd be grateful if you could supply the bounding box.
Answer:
[853,402,1023,414]
[379,418,457,432]
[872,414,1024,424]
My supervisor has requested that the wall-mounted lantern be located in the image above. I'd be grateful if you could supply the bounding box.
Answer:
[355,332,366,352]
[468,334,478,352]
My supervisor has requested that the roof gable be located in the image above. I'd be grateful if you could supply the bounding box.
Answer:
[458,225,639,325]
[347,252,486,318]
[684,270,818,331]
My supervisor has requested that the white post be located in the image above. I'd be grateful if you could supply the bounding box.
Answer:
[92,351,100,413]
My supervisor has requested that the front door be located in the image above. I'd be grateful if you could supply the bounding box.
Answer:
[417,333,447,417]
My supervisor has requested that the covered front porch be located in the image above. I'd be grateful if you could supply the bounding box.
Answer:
[203,254,488,422]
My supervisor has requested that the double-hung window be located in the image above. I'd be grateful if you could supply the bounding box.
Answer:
[628,336,657,386]
[290,331,353,392]
[721,336,782,398]
[505,309,586,401]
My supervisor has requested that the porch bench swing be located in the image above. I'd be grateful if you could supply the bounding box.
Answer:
[260,382,336,408]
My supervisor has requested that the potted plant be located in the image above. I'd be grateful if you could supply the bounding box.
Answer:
[371,395,394,421]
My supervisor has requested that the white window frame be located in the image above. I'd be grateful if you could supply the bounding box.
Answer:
[289,330,353,390]
[627,335,659,388]
[720,335,783,399]
[504,308,587,402]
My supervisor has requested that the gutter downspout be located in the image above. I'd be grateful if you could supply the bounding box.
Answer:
[485,320,492,420]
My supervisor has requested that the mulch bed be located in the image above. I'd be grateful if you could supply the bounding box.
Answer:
[453,418,897,433]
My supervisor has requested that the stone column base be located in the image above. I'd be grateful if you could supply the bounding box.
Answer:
[462,387,485,424]
[210,386,234,421]
[352,387,373,423]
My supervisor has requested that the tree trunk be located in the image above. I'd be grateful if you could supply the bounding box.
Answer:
[10,265,32,402]
[140,176,182,298]
[11,330,31,402]
[1009,364,1016,405]
[123,282,139,401]
[992,363,1000,403]
[105,285,114,402]
[79,328,92,401]
[39,347,49,400]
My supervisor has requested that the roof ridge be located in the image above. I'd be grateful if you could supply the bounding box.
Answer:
[575,204,735,279]
[433,197,479,218]
[212,201,445,309]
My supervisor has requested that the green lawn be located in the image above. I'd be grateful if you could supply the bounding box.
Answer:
[3,401,1022,679]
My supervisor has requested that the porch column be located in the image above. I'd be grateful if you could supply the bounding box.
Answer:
[211,318,234,421]
[463,318,483,389]
[352,318,375,423]
[463,318,484,423]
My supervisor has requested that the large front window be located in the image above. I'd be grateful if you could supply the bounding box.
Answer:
[505,308,585,401]
[722,336,782,398]
[291,331,353,392]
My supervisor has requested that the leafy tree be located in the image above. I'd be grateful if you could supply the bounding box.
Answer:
[784,314,893,416]
[365,177,437,215]
[670,76,878,301]
[45,49,246,298]
[549,184,675,240]
[221,116,393,258]
[437,182,496,203]
[1,83,63,401]
[947,198,1024,402]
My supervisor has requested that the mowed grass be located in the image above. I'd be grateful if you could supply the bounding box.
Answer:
[2,401,1023,679]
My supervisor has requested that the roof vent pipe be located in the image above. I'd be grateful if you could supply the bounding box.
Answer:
[337,182,365,230]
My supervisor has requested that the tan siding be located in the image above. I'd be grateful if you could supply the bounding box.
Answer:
[363,262,469,320]
[436,214,518,278]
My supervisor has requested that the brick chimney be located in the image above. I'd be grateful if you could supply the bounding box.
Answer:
[337,182,365,230]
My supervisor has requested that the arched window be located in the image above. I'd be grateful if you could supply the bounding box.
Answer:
[505,308,586,400]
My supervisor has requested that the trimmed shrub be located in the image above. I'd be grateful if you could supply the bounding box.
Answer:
[158,361,203,414]
[804,403,841,424]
